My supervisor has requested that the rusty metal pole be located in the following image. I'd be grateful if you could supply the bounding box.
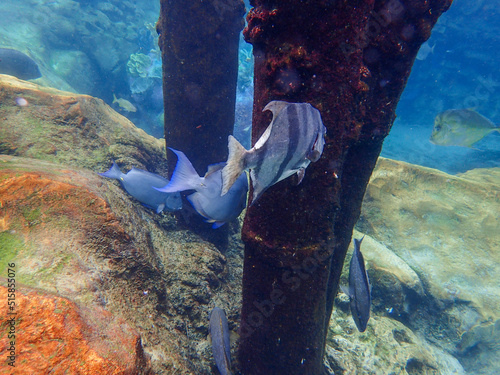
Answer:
[157,0,245,247]
[238,0,453,373]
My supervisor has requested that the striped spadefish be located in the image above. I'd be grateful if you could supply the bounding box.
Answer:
[249,102,325,203]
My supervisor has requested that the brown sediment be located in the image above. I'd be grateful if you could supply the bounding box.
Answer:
[239,0,453,373]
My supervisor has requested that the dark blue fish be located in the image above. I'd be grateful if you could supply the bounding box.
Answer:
[344,236,371,332]
[0,48,41,80]
[98,162,182,213]
[209,307,232,375]
[155,149,248,229]
[221,101,326,204]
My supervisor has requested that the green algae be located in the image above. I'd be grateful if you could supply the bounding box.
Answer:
[0,231,24,274]
[21,207,42,225]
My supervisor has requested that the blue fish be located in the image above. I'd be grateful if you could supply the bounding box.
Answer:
[98,162,182,213]
[155,149,248,229]
[0,48,41,80]
[343,236,371,332]
[209,307,232,375]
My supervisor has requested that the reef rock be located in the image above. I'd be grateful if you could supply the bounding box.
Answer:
[327,310,465,375]
[1,75,498,374]
[0,74,166,174]
[0,155,243,374]
[356,158,500,374]
[0,285,150,374]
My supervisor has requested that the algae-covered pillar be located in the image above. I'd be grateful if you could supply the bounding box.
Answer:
[239,0,452,373]
[157,0,245,246]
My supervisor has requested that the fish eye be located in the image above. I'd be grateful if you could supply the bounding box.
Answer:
[434,125,441,131]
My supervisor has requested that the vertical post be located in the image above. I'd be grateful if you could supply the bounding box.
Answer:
[238,0,453,373]
[158,0,245,247]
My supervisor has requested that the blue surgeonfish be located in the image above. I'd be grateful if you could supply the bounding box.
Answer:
[209,307,232,375]
[155,149,248,229]
[98,162,182,213]
[342,236,371,332]
[221,100,326,204]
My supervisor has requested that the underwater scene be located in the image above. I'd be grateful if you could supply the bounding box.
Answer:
[0,0,498,374]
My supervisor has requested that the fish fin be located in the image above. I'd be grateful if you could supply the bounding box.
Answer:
[229,330,239,346]
[112,93,117,103]
[256,101,288,150]
[340,285,351,298]
[307,133,323,162]
[98,161,123,180]
[249,169,265,205]
[156,203,165,214]
[186,193,210,219]
[253,122,273,149]
[205,162,226,178]
[355,236,365,247]
[296,168,306,185]
[307,149,321,162]
[155,149,202,193]
[263,100,289,119]
[221,136,247,196]
[211,221,226,229]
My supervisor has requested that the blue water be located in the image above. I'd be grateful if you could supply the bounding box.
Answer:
[1,0,497,173]
[237,1,500,174]
[380,1,500,173]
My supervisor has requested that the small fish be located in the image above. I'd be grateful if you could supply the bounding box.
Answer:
[155,149,248,228]
[112,94,137,112]
[0,48,41,80]
[430,109,499,147]
[342,236,371,332]
[209,307,232,375]
[98,162,182,213]
[221,101,326,204]
[416,41,435,61]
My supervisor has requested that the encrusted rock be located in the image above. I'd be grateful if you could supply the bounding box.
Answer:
[0,285,151,374]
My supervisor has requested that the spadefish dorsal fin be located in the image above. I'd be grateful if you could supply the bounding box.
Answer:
[263,100,289,119]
